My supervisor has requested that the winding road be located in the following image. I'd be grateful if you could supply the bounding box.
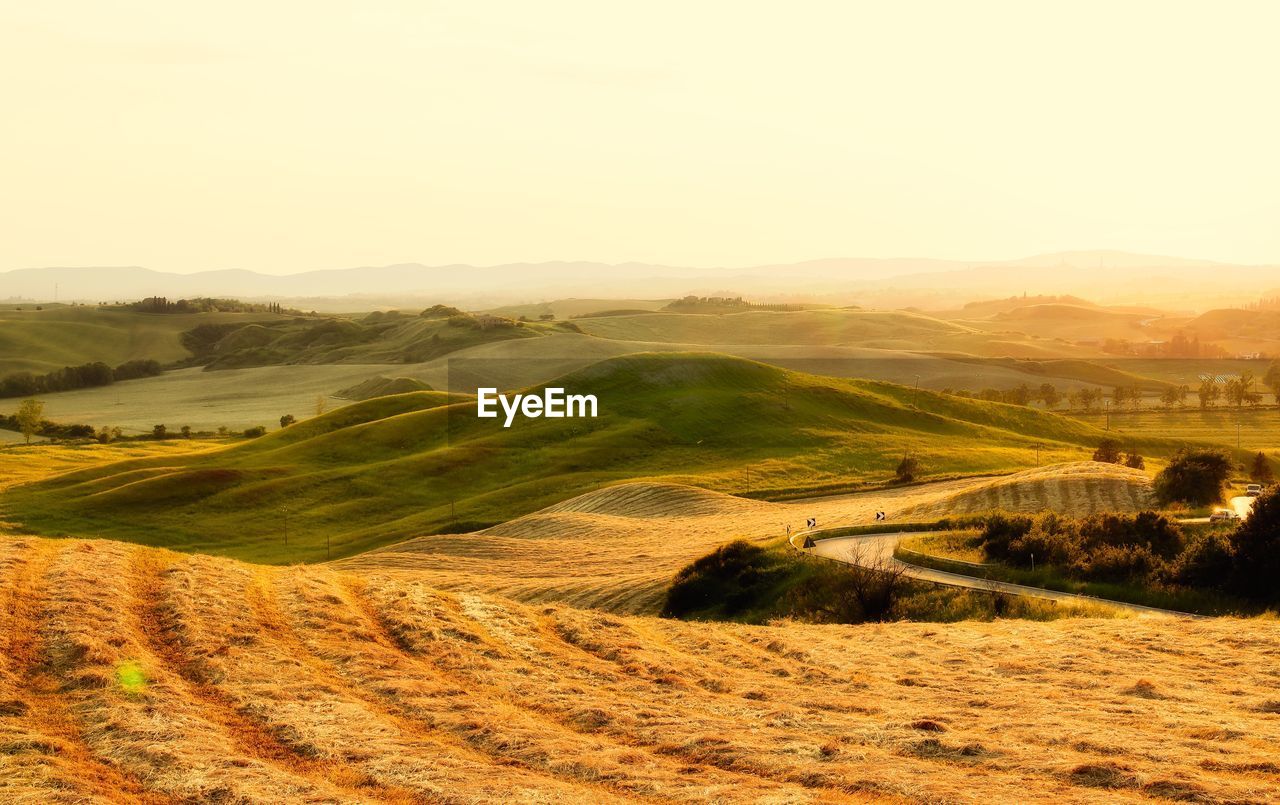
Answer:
[794,529,1201,618]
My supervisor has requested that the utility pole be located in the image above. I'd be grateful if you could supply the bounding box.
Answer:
[1105,400,1111,431]
[326,532,330,561]
[913,375,921,408]
[1238,421,1242,449]
[281,505,288,549]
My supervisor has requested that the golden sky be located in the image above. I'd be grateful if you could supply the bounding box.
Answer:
[3,1,1278,273]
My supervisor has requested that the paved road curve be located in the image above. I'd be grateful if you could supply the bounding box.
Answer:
[800,530,1200,618]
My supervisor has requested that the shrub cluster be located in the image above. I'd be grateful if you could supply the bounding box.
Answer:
[662,540,783,619]
[0,359,162,398]
[978,496,1280,603]
[979,511,1184,584]
[0,414,95,440]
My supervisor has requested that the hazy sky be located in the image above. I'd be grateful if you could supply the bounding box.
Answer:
[3,1,1278,273]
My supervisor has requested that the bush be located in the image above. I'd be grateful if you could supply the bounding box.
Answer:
[662,540,781,618]
[976,513,1033,557]
[243,425,267,438]
[979,511,1183,584]
[895,455,920,484]
[1229,487,1280,600]
[1092,438,1123,464]
[1154,448,1233,506]
[1251,452,1275,483]
[1170,533,1236,589]
[1073,543,1162,583]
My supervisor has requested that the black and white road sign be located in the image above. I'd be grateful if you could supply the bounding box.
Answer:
[874,511,887,521]
[806,518,816,528]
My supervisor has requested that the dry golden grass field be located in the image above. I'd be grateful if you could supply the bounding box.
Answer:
[3,446,1276,803]
[342,462,1154,614]
[3,534,1280,803]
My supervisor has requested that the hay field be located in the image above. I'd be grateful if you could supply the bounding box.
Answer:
[901,463,1154,519]
[3,533,1278,803]
[342,462,1151,615]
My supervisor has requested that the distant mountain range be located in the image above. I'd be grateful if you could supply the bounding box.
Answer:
[1,251,1271,312]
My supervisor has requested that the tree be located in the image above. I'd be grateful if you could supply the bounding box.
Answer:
[1159,385,1188,408]
[1092,438,1123,464]
[180,425,192,439]
[1039,383,1062,409]
[1154,448,1234,506]
[1071,387,1102,412]
[1128,383,1144,410]
[1225,371,1260,408]
[895,455,920,484]
[152,424,167,440]
[1227,487,1280,600]
[1251,452,1275,484]
[15,398,43,444]
[1125,452,1146,470]
[1265,362,1280,404]
[279,414,296,429]
[1111,386,1130,409]
[1197,377,1221,409]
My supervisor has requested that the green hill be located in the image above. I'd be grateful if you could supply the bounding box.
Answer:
[0,306,290,376]
[572,309,971,346]
[0,353,1172,564]
[334,375,434,400]
[193,309,578,369]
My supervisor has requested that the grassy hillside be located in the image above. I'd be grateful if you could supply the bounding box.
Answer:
[347,463,1152,615]
[192,308,575,369]
[10,364,383,434]
[333,374,433,400]
[1,353,1176,563]
[6,534,1277,803]
[573,308,972,346]
[0,306,289,375]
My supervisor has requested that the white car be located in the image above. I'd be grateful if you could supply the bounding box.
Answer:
[1209,508,1241,522]
[1245,484,1263,497]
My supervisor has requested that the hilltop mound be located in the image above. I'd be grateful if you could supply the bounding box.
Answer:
[903,462,1153,518]
[543,481,772,518]
[3,534,1278,803]
[334,375,433,400]
[572,309,970,346]
[993,303,1133,322]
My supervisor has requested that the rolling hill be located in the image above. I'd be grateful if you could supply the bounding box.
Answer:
[0,305,290,376]
[2,533,1278,803]
[0,353,1169,564]
[343,462,1152,615]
